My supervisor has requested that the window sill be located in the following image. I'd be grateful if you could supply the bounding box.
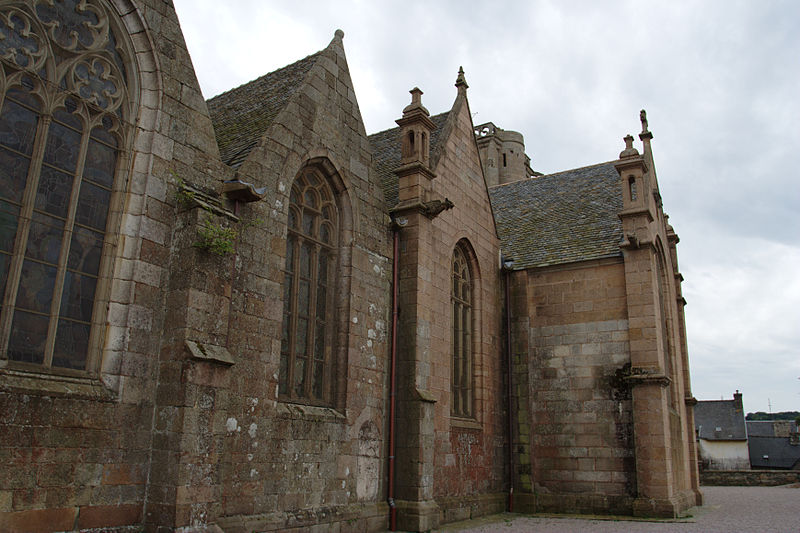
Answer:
[275,400,346,422]
[0,366,116,401]
[450,416,482,431]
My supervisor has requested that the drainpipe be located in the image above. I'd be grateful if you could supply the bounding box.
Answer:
[502,258,515,512]
[388,224,401,530]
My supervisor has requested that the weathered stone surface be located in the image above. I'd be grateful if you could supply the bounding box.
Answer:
[0,1,697,531]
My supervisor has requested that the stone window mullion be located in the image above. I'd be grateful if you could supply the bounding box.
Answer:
[281,231,299,397]
[305,240,319,399]
[42,123,90,366]
[0,112,51,357]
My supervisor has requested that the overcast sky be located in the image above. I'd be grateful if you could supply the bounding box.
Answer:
[172,0,800,413]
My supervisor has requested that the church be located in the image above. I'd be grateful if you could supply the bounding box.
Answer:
[0,1,702,531]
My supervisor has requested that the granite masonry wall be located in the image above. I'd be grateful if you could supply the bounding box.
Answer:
[511,259,637,515]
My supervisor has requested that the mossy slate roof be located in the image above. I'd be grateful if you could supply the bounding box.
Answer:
[207,52,321,168]
[368,112,450,208]
[488,162,624,270]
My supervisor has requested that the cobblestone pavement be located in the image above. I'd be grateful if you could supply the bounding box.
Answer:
[433,485,800,533]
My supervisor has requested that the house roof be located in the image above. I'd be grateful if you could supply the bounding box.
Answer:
[487,162,624,270]
[694,400,748,441]
[748,435,800,469]
[207,52,321,168]
[747,420,799,438]
[746,421,777,437]
[368,112,450,208]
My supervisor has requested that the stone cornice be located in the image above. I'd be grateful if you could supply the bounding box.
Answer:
[618,206,654,223]
[614,156,649,174]
[624,369,671,387]
[394,161,436,180]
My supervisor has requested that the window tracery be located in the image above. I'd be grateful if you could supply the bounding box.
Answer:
[0,0,135,372]
[280,168,339,405]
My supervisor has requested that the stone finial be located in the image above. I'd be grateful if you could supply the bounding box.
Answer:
[619,134,639,158]
[402,87,430,117]
[640,109,649,134]
[334,29,345,39]
[455,66,469,91]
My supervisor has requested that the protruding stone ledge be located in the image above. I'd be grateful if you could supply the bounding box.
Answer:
[624,369,671,387]
[274,401,346,422]
[185,340,234,366]
[0,367,116,401]
[413,387,437,403]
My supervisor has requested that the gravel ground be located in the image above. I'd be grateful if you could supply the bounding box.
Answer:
[432,485,800,533]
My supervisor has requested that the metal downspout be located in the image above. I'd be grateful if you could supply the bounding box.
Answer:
[388,227,400,530]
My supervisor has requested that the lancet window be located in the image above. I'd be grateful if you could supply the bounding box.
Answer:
[280,168,339,405]
[451,244,473,417]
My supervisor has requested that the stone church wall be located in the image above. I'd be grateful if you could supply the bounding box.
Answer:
[512,259,637,515]
[424,95,505,520]
[0,0,701,530]
[210,30,392,532]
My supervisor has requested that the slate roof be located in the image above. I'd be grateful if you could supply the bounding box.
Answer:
[207,52,320,168]
[694,400,748,441]
[487,162,624,270]
[746,421,777,437]
[368,112,450,208]
[748,436,800,469]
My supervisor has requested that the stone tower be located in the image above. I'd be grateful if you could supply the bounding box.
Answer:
[474,122,532,186]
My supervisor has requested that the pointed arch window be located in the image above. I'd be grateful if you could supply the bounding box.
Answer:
[452,245,473,417]
[280,168,338,405]
[0,1,135,372]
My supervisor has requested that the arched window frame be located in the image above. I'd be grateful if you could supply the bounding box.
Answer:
[0,0,138,376]
[451,241,475,418]
[279,162,351,407]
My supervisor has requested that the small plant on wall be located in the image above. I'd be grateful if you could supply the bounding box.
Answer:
[173,172,239,257]
[194,213,237,256]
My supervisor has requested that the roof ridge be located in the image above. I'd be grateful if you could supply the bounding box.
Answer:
[488,159,619,190]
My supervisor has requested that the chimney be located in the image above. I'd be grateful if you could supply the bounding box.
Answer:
[398,87,433,168]
[394,87,436,207]
[733,390,743,411]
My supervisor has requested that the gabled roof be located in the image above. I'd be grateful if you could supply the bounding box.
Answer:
[748,436,800,469]
[694,400,748,441]
[207,52,321,168]
[368,112,450,208]
[487,162,624,270]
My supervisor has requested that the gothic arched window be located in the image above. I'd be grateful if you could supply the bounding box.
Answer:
[280,168,338,405]
[0,1,135,372]
[451,244,473,417]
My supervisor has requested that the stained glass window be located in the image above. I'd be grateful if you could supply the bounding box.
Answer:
[452,245,473,418]
[279,169,338,405]
[0,0,132,372]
